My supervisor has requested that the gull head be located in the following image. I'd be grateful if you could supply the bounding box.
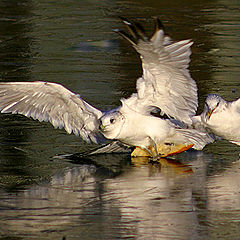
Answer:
[98,109,125,139]
[202,94,225,122]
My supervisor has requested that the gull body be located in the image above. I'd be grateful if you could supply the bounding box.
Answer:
[100,103,170,147]
[194,94,240,146]
[0,18,213,156]
[99,99,212,153]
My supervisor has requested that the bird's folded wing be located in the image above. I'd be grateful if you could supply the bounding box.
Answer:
[117,18,198,124]
[0,81,103,143]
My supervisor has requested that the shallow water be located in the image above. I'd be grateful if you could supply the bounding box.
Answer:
[0,0,240,239]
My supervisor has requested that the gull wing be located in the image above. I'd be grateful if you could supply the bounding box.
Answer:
[117,18,198,124]
[53,141,131,159]
[230,141,240,146]
[84,141,132,155]
[0,81,104,143]
[232,98,240,113]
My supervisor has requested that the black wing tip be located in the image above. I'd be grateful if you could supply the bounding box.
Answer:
[118,16,148,43]
[154,17,165,31]
[118,16,166,43]
[114,29,137,45]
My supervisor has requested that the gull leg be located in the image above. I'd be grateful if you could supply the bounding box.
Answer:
[141,146,156,158]
[141,137,160,159]
[149,137,161,159]
[151,139,159,157]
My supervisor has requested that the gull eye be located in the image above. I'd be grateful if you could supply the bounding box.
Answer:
[110,118,115,124]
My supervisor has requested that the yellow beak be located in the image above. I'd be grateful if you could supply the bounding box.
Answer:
[99,124,105,131]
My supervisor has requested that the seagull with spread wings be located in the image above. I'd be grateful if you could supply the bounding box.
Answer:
[0,18,213,157]
[193,94,240,146]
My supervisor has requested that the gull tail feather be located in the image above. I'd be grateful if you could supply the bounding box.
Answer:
[175,129,214,150]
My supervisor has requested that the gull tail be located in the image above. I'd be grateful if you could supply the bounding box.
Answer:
[174,128,214,150]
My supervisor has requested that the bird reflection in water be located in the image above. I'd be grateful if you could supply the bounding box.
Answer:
[0,151,205,239]
[131,156,193,176]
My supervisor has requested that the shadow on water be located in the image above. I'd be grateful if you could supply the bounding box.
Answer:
[0,0,240,239]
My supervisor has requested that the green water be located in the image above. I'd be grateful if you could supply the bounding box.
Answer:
[0,0,239,239]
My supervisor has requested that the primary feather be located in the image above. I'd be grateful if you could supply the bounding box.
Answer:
[117,18,198,124]
[0,81,103,143]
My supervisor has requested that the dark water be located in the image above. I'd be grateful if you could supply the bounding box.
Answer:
[0,0,240,239]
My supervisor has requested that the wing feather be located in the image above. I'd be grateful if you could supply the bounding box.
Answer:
[0,81,104,143]
[117,18,198,124]
[233,98,240,112]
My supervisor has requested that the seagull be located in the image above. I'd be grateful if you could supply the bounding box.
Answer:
[193,94,240,146]
[0,18,213,157]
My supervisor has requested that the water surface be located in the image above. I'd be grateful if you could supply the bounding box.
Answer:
[0,0,240,239]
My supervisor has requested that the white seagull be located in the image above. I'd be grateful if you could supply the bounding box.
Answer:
[193,94,240,146]
[0,18,213,157]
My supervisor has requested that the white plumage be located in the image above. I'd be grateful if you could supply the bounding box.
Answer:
[0,18,214,156]
[119,18,198,124]
[193,94,240,146]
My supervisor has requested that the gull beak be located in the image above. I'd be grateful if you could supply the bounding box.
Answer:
[99,124,105,131]
[207,108,214,120]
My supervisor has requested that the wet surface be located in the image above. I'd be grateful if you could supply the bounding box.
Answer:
[0,0,240,239]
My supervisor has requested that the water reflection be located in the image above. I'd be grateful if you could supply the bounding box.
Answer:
[208,159,240,211]
[2,151,239,239]
[0,153,205,239]
[0,152,240,240]
[0,0,240,239]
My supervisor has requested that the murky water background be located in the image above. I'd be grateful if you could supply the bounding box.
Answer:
[0,0,240,239]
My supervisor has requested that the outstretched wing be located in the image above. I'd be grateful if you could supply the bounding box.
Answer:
[117,18,198,124]
[0,81,104,143]
[86,141,132,155]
